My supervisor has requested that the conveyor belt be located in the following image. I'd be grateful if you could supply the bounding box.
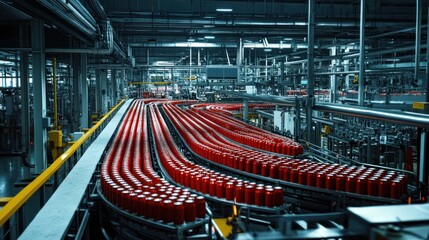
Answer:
[97,99,292,239]
[160,102,405,211]
[148,101,287,214]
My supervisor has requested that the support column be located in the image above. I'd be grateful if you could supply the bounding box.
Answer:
[189,47,192,79]
[243,99,249,121]
[358,0,366,106]
[426,3,429,102]
[106,69,111,109]
[197,49,201,66]
[121,68,126,97]
[95,69,102,114]
[344,48,350,90]
[112,69,117,104]
[237,38,243,83]
[415,0,422,84]
[419,132,428,189]
[330,47,337,103]
[19,26,31,178]
[72,54,81,131]
[80,54,88,128]
[100,69,108,113]
[31,19,47,174]
[306,0,315,143]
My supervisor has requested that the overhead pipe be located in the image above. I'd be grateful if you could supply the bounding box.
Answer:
[87,0,108,20]
[314,103,429,129]
[46,21,113,54]
[219,90,429,128]
[60,0,97,27]
[38,0,97,37]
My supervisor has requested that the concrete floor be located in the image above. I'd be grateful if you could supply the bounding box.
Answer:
[0,155,30,197]
[0,147,34,198]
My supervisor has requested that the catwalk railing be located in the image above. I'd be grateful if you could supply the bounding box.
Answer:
[0,99,125,239]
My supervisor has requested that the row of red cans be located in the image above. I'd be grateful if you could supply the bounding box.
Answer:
[151,103,285,207]
[100,100,206,225]
[191,107,303,156]
[165,103,407,200]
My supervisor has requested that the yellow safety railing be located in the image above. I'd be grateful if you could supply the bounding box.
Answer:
[0,99,125,227]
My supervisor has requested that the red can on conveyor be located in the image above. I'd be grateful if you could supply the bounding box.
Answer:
[173,201,185,225]
[163,200,174,223]
[298,169,307,185]
[274,186,283,206]
[345,176,356,193]
[184,200,196,222]
[153,198,163,221]
[265,188,275,207]
[195,196,206,218]
[201,176,210,194]
[378,178,390,198]
[145,197,154,219]
[255,187,265,206]
[325,174,335,190]
[253,160,261,174]
[244,185,255,205]
[235,184,245,203]
[335,175,345,191]
[261,162,269,177]
[367,177,378,196]
[290,168,298,183]
[316,172,326,188]
[356,177,367,195]
[216,180,225,198]
[225,182,235,200]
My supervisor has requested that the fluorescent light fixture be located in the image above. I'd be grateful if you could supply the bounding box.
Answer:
[216,8,233,12]
[263,48,272,52]
[204,36,215,39]
[187,38,195,42]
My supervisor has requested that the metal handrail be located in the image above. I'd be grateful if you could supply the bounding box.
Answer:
[0,99,125,226]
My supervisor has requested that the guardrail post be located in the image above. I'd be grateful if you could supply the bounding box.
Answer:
[17,207,24,235]
[39,185,45,208]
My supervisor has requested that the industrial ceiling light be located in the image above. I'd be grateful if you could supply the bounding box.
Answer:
[216,8,233,12]
[187,38,195,42]
[204,36,215,39]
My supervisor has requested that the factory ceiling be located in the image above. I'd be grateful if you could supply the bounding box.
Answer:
[101,0,423,65]
[0,0,425,66]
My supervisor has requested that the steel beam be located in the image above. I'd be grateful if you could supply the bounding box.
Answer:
[358,0,366,106]
[31,19,48,174]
